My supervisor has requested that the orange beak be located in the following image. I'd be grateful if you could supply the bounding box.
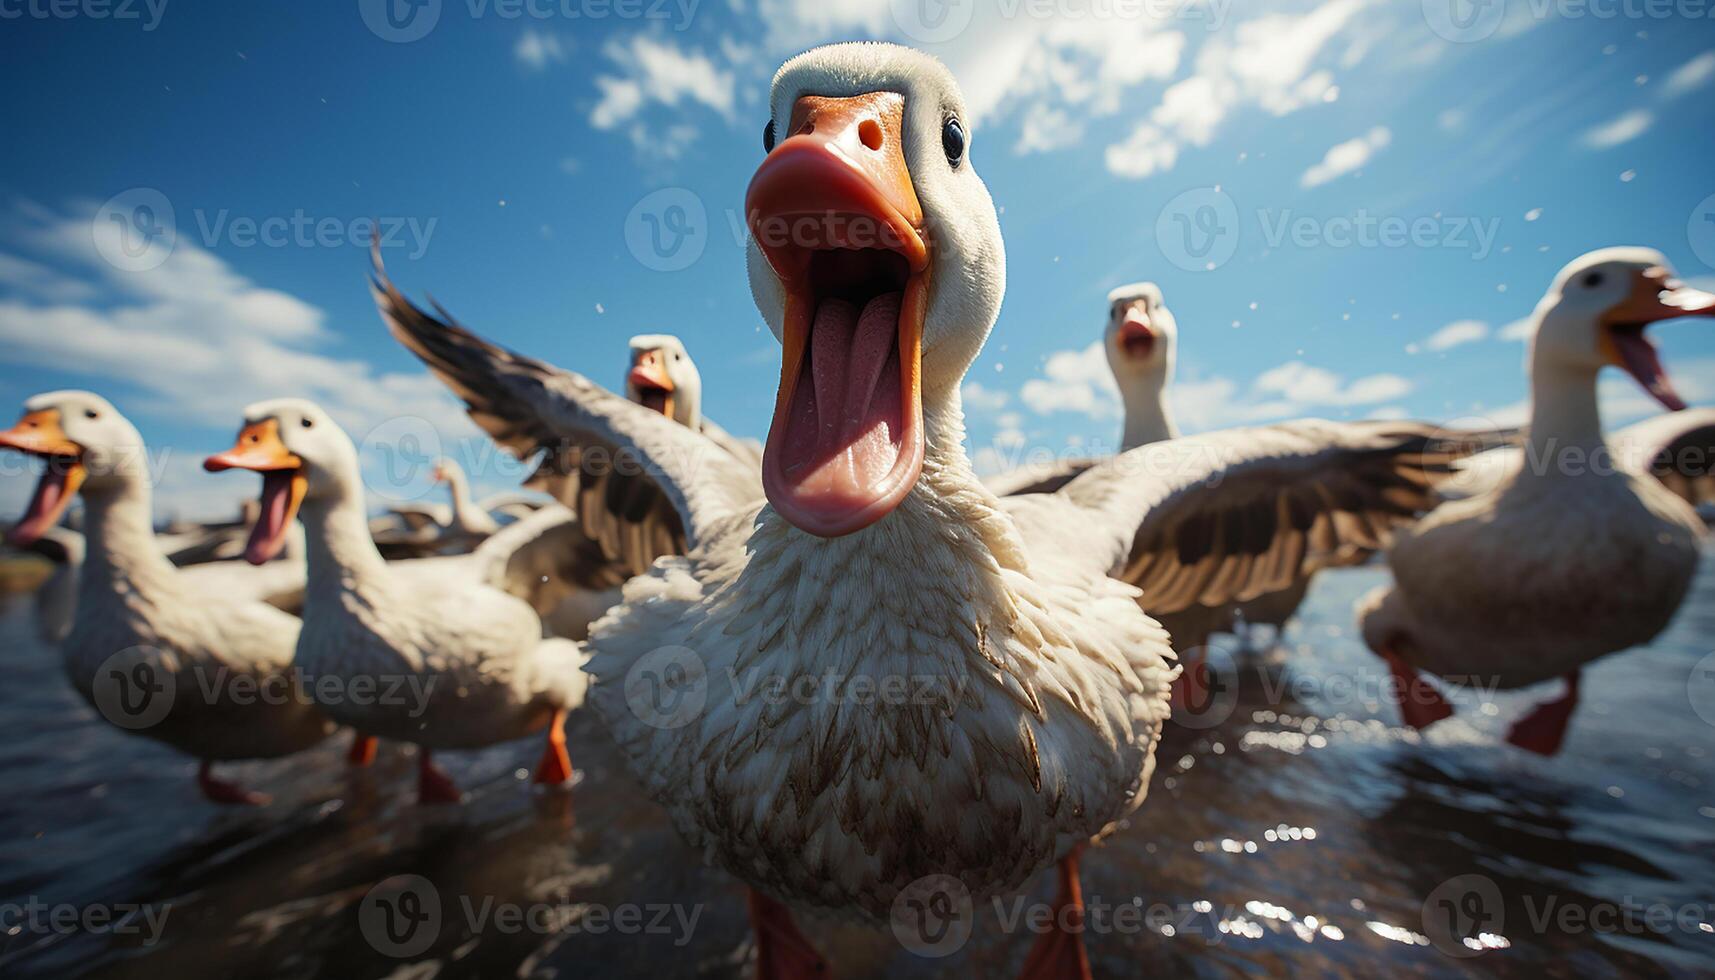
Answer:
[1600,267,1715,412]
[203,419,306,565]
[0,409,86,547]
[747,92,930,537]
[627,348,677,419]
[1116,302,1156,360]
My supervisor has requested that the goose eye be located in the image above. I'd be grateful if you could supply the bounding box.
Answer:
[85,410,100,420]
[1583,272,1605,288]
[942,118,965,167]
[301,418,314,429]
[763,120,775,153]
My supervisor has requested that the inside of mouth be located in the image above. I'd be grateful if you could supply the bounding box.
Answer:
[776,248,911,501]
[1122,332,1155,359]
[246,469,297,564]
[1609,323,1686,411]
[636,386,671,415]
[15,457,76,541]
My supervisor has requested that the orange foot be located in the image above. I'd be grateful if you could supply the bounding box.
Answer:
[1383,649,1453,730]
[749,888,830,980]
[417,751,463,805]
[347,733,378,767]
[533,709,573,786]
[1018,845,1093,980]
[1506,672,1580,757]
[198,761,270,806]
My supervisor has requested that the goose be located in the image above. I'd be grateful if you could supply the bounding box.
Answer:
[1358,248,1714,754]
[20,524,84,645]
[203,399,590,803]
[385,42,1485,976]
[0,391,334,804]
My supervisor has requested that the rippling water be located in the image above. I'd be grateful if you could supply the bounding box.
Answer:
[2,558,1713,978]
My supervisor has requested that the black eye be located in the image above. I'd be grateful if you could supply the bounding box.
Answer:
[763,120,775,153]
[1583,272,1605,288]
[85,410,99,420]
[942,118,965,167]
[301,418,314,429]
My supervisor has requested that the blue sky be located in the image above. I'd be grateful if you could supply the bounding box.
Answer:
[1,0,1712,518]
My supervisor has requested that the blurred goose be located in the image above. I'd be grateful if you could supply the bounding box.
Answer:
[0,391,333,804]
[1358,248,1713,754]
[389,42,1482,978]
[21,524,84,645]
[204,400,589,803]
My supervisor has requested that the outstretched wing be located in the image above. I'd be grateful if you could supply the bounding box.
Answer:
[372,254,763,578]
[1040,420,1491,614]
[1613,408,1715,508]
[985,457,1100,497]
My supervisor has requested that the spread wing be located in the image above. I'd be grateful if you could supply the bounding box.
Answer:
[1039,420,1493,614]
[1613,408,1715,508]
[373,253,762,579]
[985,457,1101,497]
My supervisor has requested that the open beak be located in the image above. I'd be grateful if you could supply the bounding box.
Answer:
[627,348,677,419]
[0,409,86,547]
[1117,305,1156,360]
[203,419,306,566]
[1601,266,1715,412]
[747,91,930,537]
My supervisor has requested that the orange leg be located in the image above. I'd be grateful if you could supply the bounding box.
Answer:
[1506,671,1580,756]
[1383,647,1453,730]
[748,888,830,980]
[1170,647,1208,713]
[347,733,378,767]
[416,750,463,804]
[533,709,573,785]
[197,761,270,806]
[1019,845,1092,980]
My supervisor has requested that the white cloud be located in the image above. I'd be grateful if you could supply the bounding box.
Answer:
[514,29,566,70]
[589,36,734,134]
[1104,123,1179,179]
[1422,319,1489,352]
[0,252,96,302]
[962,381,1010,413]
[1019,342,1121,418]
[1661,50,1715,98]
[1581,108,1653,149]
[1253,361,1412,406]
[1014,104,1084,154]
[1300,126,1390,187]
[1498,317,1534,342]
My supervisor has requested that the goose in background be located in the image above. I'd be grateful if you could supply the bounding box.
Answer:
[0,391,333,804]
[388,42,1487,978]
[19,524,84,645]
[204,399,589,804]
[1358,248,1714,755]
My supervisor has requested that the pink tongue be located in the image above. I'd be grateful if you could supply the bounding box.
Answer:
[10,468,69,545]
[1613,331,1687,411]
[778,291,904,505]
[245,471,293,565]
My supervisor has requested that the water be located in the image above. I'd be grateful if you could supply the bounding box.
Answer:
[2,559,1713,978]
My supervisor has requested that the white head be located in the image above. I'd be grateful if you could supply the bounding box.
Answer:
[0,391,149,546]
[430,456,465,488]
[203,398,358,565]
[625,333,703,429]
[1103,281,1177,397]
[1529,247,1714,410]
[745,42,1006,537]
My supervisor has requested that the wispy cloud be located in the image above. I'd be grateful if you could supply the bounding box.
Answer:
[1019,342,1121,418]
[514,29,567,71]
[1581,108,1653,149]
[1661,50,1715,99]
[1301,126,1390,187]
[589,35,734,144]
[1418,319,1490,353]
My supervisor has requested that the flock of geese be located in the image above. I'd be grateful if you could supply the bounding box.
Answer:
[5,42,1715,978]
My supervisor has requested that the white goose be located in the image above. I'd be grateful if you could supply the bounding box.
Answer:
[0,391,333,804]
[389,43,1483,976]
[1359,248,1714,754]
[203,400,589,803]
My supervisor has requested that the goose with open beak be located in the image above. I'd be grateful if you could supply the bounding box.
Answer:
[0,391,333,805]
[388,43,1489,978]
[204,400,592,803]
[1359,248,1714,755]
